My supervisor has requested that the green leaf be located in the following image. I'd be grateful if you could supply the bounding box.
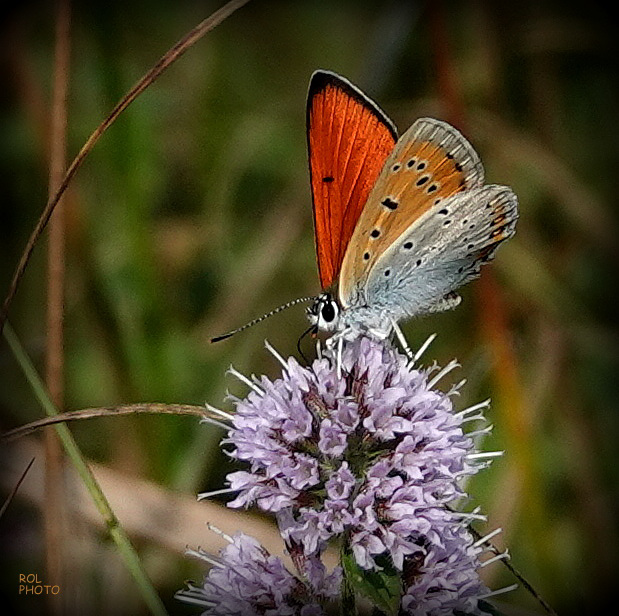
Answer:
[341,551,401,616]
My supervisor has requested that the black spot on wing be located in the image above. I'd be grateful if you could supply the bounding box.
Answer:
[381,197,398,210]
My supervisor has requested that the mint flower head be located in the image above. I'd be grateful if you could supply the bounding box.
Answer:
[176,527,339,616]
[185,336,514,615]
[225,337,485,569]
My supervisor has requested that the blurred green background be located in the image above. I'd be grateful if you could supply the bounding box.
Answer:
[1,1,618,614]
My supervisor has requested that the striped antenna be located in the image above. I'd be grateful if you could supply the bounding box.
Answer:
[210,296,317,343]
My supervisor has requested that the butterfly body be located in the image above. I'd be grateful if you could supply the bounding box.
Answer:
[306,70,518,340]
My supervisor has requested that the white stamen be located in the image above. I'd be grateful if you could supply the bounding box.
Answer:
[467,451,504,460]
[175,581,218,606]
[251,374,264,389]
[175,593,215,608]
[200,417,232,431]
[198,487,238,500]
[206,523,233,543]
[184,547,207,560]
[448,378,467,396]
[456,512,488,522]
[478,583,518,599]
[411,333,437,365]
[391,319,413,360]
[473,527,503,547]
[481,549,510,568]
[454,507,487,523]
[264,339,288,369]
[425,360,439,376]
[223,389,236,403]
[427,359,460,389]
[460,412,487,425]
[186,549,222,568]
[455,399,490,419]
[228,366,264,395]
[475,461,493,471]
[204,403,234,422]
[467,424,494,438]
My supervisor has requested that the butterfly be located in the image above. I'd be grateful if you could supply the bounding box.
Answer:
[304,70,518,341]
[211,70,518,345]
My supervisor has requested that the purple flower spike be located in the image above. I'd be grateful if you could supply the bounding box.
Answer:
[176,530,337,615]
[188,336,510,615]
[226,337,485,558]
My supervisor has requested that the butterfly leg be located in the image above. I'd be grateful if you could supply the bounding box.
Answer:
[336,335,344,379]
[411,333,437,366]
[323,331,344,377]
[390,318,414,361]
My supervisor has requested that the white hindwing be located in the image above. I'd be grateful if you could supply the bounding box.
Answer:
[362,184,518,320]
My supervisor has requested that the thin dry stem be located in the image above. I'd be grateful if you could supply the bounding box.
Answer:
[0,457,36,519]
[0,0,252,333]
[2,403,211,442]
[44,1,71,610]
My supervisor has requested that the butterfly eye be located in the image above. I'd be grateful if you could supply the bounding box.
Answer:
[321,300,338,323]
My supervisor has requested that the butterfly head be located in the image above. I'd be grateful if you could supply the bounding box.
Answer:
[307,292,341,332]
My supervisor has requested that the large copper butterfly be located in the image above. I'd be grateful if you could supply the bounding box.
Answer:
[211,70,518,344]
[305,70,518,340]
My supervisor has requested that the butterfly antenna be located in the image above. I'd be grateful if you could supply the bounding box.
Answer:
[210,296,317,343]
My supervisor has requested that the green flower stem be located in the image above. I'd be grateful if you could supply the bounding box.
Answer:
[340,536,357,616]
[4,322,168,616]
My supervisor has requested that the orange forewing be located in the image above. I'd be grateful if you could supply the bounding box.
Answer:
[307,71,397,290]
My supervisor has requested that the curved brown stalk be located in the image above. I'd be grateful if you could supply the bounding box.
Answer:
[0,0,252,334]
[45,0,71,610]
[2,403,212,442]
